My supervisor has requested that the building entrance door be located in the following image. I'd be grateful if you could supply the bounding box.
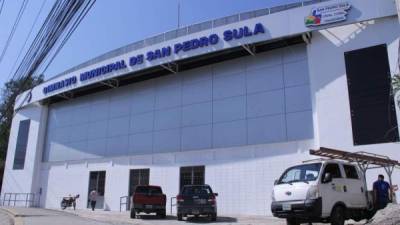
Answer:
[129,169,150,196]
[87,171,106,209]
[179,166,205,190]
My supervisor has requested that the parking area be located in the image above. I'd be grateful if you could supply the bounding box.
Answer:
[58,209,366,225]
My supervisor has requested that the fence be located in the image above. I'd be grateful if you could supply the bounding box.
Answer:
[119,196,130,212]
[170,197,177,215]
[0,193,36,207]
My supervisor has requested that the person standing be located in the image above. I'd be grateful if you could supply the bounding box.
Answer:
[373,174,390,210]
[89,190,98,211]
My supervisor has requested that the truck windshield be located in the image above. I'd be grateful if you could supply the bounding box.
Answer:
[182,186,213,195]
[135,186,162,195]
[278,163,321,184]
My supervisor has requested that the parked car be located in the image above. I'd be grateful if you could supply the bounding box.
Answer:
[176,184,218,221]
[271,159,375,225]
[130,185,166,219]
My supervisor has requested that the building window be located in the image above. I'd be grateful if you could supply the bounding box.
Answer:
[343,165,359,179]
[180,166,205,190]
[345,44,399,145]
[322,163,342,179]
[13,120,30,170]
[129,169,150,196]
[87,171,106,209]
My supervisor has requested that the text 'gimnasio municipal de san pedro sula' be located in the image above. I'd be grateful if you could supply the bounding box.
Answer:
[42,23,265,94]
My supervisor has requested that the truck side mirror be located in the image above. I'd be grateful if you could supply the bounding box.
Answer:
[323,173,332,183]
[274,179,278,185]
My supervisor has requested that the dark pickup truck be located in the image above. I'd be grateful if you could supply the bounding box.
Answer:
[176,185,218,221]
[130,185,166,219]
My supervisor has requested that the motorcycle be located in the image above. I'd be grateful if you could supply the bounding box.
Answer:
[61,194,80,210]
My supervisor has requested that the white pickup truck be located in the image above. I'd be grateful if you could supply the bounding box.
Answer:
[271,159,375,225]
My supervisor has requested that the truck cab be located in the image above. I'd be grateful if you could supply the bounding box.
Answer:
[271,159,371,225]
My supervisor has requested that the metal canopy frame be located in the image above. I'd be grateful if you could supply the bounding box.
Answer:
[310,147,400,208]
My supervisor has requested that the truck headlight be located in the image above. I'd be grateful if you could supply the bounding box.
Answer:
[306,185,320,200]
[271,189,276,202]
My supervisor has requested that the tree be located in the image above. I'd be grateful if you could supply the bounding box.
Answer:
[393,74,400,108]
[0,75,44,161]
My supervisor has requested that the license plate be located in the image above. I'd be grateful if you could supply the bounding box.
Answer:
[282,203,291,211]
[192,210,200,215]
[195,199,206,204]
[145,205,153,209]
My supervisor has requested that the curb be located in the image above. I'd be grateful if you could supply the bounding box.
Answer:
[0,208,24,225]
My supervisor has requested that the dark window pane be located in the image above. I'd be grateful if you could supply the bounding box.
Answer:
[343,165,359,179]
[180,166,205,190]
[135,186,162,195]
[182,186,212,195]
[13,120,30,170]
[345,44,399,145]
[323,164,342,179]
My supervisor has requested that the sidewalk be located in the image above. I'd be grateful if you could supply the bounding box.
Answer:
[53,208,288,225]
[51,208,367,225]
[0,209,13,225]
[0,207,368,225]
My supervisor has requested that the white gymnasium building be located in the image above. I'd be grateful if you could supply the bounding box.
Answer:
[1,0,400,216]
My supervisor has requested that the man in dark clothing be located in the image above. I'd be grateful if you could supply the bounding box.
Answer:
[373,174,390,210]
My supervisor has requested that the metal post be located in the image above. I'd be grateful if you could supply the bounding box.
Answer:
[14,194,17,206]
[384,165,395,202]
[8,193,12,206]
[25,193,29,207]
[357,161,372,209]
[2,193,6,206]
[33,193,35,207]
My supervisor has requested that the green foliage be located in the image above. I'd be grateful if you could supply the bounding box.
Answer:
[0,75,44,161]
[393,74,400,94]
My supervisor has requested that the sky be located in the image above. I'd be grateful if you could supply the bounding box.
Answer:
[0,0,298,86]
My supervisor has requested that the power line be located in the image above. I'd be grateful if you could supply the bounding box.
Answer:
[40,0,96,75]
[8,0,96,113]
[0,0,29,65]
[7,0,48,81]
[0,0,6,18]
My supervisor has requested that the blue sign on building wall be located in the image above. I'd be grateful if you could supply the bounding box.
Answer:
[43,23,265,95]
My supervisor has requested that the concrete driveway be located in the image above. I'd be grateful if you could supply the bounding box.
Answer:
[0,207,366,225]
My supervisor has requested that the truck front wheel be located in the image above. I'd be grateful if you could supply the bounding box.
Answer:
[286,218,300,225]
[331,206,345,225]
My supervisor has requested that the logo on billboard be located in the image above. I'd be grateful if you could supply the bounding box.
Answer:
[305,2,351,27]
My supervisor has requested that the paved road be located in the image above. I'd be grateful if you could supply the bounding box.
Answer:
[0,207,114,225]
[0,207,288,225]
[0,207,366,225]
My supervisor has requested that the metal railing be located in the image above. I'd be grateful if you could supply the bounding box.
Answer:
[47,0,329,82]
[170,196,176,215]
[1,193,36,207]
[119,195,130,212]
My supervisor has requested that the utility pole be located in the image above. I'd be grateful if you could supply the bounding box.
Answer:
[177,1,181,28]
[397,0,400,23]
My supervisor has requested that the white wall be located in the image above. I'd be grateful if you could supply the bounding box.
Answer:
[1,103,48,206]
[40,140,313,215]
[308,16,400,195]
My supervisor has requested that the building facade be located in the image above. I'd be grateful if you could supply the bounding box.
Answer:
[1,0,400,216]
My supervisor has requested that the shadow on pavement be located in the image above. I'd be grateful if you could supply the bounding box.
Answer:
[135,215,177,220]
[182,216,237,223]
[136,215,238,223]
